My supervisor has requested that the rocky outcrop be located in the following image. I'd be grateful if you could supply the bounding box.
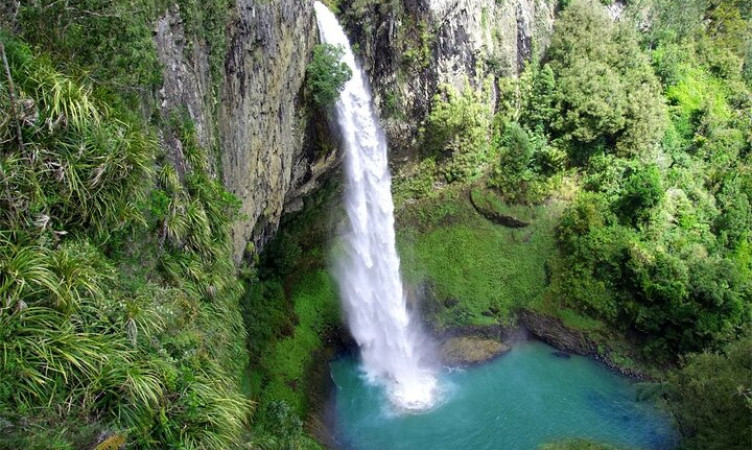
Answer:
[155,7,215,152]
[440,336,510,366]
[154,0,343,261]
[518,309,652,380]
[469,189,531,228]
[518,309,594,355]
[342,0,557,159]
[220,0,324,260]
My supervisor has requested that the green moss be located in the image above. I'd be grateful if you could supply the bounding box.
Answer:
[556,308,605,332]
[396,186,563,329]
[256,270,339,414]
[244,179,342,426]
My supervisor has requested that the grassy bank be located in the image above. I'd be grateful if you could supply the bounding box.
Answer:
[396,184,563,329]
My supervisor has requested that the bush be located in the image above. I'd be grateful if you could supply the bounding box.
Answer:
[306,44,352,108]
[0,38,250,449]
[668,335,752,450]
[617,165,664,225]
[423,82,493,182]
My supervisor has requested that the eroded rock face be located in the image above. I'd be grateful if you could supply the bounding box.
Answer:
[154,6,217,184]
[220,0,320,260]
[344,0,557,159]
[154,0,343,261]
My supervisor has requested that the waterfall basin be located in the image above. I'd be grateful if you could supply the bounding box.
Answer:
[328,340,677,450]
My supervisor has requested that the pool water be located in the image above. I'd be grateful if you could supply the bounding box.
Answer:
[328,340,677,450]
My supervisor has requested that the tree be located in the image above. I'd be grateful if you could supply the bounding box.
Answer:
[520,62,557,131]
[544,0,667,159]
[618,165,663,224]
[423,82,493,182]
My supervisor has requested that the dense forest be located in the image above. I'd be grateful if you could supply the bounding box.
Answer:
[0,0,750,449]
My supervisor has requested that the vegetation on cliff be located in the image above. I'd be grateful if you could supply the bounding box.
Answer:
[0,1,254,447]
[0,37,249,448]
[306,43,353,108]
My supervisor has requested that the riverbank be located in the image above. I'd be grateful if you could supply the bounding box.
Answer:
[395,184,665,379]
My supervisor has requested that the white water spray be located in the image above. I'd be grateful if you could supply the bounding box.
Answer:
[313,2,438,411]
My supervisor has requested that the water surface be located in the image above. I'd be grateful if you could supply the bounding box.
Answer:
[329,340,676,450]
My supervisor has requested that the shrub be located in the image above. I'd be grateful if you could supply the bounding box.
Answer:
[0,38,250,448]
[306,43,352,108]
[668,335,752,450]
[545,0,668,159]
[617,165,664,225]
[423,82,493,183]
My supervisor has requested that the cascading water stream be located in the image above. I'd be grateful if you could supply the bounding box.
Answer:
[313,2,438,411]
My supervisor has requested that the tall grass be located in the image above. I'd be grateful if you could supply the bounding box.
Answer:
[0,38,250,448]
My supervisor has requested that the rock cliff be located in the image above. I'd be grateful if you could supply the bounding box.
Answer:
[341,0,557,159]
[154,0,340,261]
[153,0,560,259]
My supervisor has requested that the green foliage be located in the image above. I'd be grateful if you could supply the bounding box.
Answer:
[241,181,341,442]
[668,334,752,449]
[489,122,556,203]
[544,0,667,160]
[17,0,164,106]
[423,82,494,182]
[497,122,534,173]
[249,401,324,450]
[646,0,708,43]
[393,157,438,203]
[401,18,434,69]
[0,38,250,449]
[260,232,303,278]
[519,62,557,132]
[556,308,605,332]
[544,0,752,363]
[617,165,663,225]
[397,187,563,329]
[254,270,338,414]
[0,41,153,239]
[306,44,352,108]
[555,177,751,358]
[173,0,232,90]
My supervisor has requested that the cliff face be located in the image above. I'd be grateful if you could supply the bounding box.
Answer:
[342,0,557,159]
[154,0,341,261]
[152,0,559,259]
[219,0,319,260]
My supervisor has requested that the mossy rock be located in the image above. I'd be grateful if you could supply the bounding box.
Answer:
[469,188,534,228]
[440,336,510,366]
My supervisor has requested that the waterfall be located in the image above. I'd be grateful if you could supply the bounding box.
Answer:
[313,2,438,411]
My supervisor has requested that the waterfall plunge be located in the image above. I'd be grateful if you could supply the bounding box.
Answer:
[313,2,438,411]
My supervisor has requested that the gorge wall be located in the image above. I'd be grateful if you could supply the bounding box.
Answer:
[340,0,558,159]
[151,0,560,259]
[153,0,336,261]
